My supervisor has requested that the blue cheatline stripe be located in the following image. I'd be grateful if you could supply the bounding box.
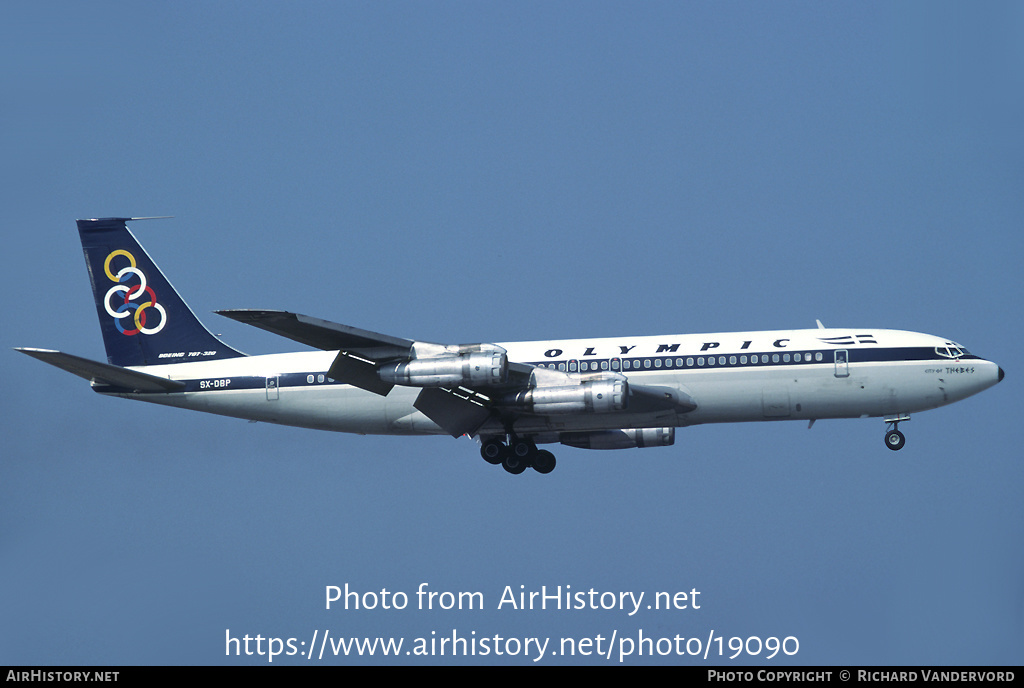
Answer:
[528,347,981,373]
[110,346,980,394]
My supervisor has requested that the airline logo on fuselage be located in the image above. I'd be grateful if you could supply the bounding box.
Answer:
[537,333,878,359]
[102,250,167,336]
[818,334,877,345]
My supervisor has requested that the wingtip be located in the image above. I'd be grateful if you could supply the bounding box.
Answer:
[215,309,291,322]
[13,346,58,355]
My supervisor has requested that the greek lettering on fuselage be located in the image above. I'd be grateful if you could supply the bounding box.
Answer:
[542,339,791,358]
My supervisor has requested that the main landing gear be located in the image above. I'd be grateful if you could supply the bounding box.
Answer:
[480,436,556,475]
[884,415,910,451]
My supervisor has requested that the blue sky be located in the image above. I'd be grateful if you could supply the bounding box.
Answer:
[2,1,1022,665]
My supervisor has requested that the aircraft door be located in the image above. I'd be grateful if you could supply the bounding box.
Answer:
[834,350,849,378]
[266,375,280,400]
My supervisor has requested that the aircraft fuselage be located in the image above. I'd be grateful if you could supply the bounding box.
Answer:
[113,327,1001,439]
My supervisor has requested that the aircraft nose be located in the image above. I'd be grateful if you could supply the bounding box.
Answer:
[999,366,1005,383]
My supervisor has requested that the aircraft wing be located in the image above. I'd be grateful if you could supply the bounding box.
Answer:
[217,309,534,416]
[215,309,414,360]
[218,309,694,437]
[216,310,534,375]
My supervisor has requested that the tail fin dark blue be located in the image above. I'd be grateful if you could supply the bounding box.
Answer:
[78,218,245,366]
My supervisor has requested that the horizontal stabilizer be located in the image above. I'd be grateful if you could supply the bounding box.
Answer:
[14,348,186,392]
[217,309,413,360]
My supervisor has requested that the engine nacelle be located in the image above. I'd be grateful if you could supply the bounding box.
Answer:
[560,427,675,450]
[506,379,627,415]
[378,351,508,387]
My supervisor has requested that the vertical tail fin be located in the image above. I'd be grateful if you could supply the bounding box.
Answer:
[78,217,245,366]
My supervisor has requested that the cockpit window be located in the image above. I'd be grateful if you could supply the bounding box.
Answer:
[936,342,967,359]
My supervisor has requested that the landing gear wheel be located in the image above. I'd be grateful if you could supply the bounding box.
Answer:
[885,429,906,451]
[511,438,536,460]
[480,439,507,465]
[532,450,556,474]
[502,454,527,475]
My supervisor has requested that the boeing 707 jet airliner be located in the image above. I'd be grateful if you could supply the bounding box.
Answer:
[17,218,1004,475]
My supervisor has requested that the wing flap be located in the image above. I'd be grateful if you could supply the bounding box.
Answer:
[327,351,394,396]
[414,387,493,438]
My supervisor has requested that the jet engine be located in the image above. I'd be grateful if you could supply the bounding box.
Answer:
[378,350,508,387]
[560,427,675,450]
[505,378,627,414]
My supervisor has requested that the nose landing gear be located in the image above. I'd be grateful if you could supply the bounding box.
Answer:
[884,415,910,451]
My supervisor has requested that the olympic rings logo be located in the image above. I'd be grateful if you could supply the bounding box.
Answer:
[102,250,167,336]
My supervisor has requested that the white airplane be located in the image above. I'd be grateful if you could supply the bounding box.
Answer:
[17,218,1004,475]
